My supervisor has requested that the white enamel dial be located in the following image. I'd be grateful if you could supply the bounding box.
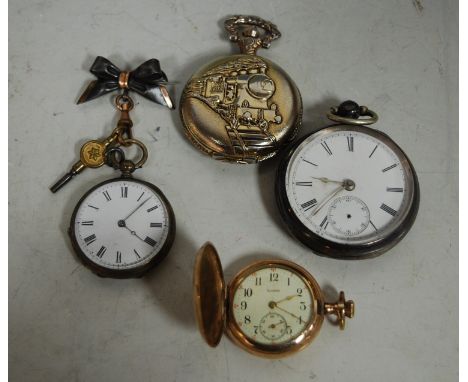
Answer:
[72,179,171,270]
[285,128,414,245]
[231,266,314,345]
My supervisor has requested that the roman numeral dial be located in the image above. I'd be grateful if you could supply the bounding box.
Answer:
[284,128,414,249]
[71,179,173,274]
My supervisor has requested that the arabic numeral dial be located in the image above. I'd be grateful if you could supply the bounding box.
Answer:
[231,266,314,345]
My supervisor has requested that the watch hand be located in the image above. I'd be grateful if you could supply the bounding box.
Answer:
[121,224,146,243]
[274,294,300,305]
[121,196,152,222]
[269,301,301,321]
[311,184,345,216]
[311,176,344,185]
[311,178,356,216]
[269,321,285,329]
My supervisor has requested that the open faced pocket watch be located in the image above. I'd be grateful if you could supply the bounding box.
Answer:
[50,57,176,278]
[276,101,420,259]
[180,15,302,163]
[193,242,354,358]
[69,149,176,278]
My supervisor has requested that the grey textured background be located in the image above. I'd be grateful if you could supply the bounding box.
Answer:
[9,0,458,381]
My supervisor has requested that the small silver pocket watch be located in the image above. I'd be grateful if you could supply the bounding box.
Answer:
[68,151,176,278]
[50,57,176,277]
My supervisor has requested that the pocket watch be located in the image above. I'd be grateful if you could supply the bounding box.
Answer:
[69,150,176,278]
[193,242,354,358]
[49,56,177,278]
[180,15,302,163]
[276,101,420,259]
[50,56,176,278]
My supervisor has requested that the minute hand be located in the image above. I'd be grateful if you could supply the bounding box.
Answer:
[122,197,151,222]
[311,184,345,216]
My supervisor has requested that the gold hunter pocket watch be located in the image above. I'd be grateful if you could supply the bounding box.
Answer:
[275,101,420,259]
[180,15,302,164]
[193,242,354,358]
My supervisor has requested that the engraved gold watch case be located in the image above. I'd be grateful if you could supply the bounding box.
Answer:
[180,15,302,164]
[193,242,354,358]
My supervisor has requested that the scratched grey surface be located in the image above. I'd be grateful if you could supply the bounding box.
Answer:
[8,0,458,381]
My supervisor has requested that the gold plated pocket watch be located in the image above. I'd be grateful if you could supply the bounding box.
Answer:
[193,242,354,358]
[180,15,302,163]
[276,101,420,259]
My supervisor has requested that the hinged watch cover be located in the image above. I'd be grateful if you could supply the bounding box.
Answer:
[180,15,302,164]
[193,242,226,347]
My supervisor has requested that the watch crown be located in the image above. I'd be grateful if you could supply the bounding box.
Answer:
[324,291,355,330]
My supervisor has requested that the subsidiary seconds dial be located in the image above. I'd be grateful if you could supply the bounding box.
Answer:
[276,103,419,259]
[69,177,175,277]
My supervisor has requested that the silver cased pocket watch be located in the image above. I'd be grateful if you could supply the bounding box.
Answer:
[69,171,176,278]
[275,101,420,259]
[50,56,177,278]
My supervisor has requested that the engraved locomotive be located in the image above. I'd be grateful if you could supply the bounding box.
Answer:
[184,56,283,158]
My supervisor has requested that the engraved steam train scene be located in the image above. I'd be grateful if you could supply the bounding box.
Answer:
[184,56,283,159]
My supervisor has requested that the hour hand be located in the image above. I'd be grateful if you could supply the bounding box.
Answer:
[118,221,146,243]
[311,176,344,185]
[274,294,300,305]
[311,179,356,216]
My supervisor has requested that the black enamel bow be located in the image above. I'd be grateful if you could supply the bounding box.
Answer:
[77,56,173,108]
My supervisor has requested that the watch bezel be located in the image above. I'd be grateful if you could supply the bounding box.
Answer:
[275,124,420,259]
[226,259,324,358]
[68,176,176,278]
